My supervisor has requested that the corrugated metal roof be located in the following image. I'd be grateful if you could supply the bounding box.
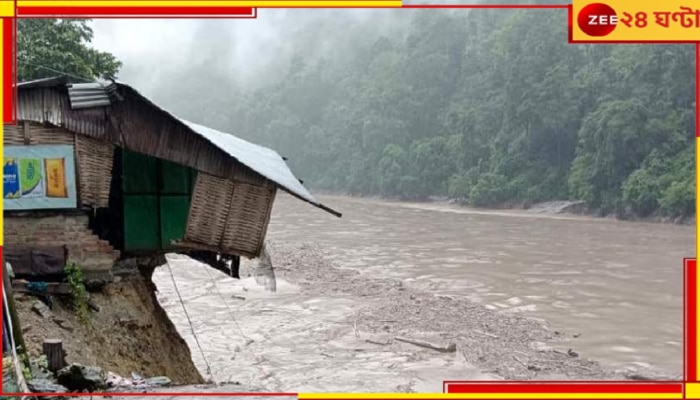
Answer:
[17,78,122,109]
[179,118,320,207]
[15,76,341,217]
[67,81,121,109]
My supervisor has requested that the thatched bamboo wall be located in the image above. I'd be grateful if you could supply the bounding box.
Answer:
[4,122,113,208]
[184,173,276,259]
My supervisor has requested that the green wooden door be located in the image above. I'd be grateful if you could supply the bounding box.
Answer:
[123,195,160,250]
[122,151,196,252]
[160,196,190,249]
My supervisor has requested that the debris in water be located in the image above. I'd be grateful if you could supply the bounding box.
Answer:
[395,336,456,353]
[365,339,391,346]
[512,355,526,366]
[473,329,499,339]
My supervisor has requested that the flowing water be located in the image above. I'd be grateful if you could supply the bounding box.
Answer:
[154,194,692,390]
[265,194,693,376]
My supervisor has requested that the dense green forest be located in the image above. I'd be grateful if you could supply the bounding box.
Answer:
[174,8,696,220]
[18,11,696,221]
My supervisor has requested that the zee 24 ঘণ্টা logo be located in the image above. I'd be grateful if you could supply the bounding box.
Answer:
[577,2,700,38]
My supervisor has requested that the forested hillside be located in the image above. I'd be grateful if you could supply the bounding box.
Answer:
[164,8,696,220]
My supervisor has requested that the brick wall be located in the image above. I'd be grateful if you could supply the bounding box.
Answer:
[4,214,120,283]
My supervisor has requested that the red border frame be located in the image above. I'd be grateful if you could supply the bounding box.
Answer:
[16,6,257,18]
[688,259,697,382]
[442,382,686,394]
[2,17,13,125]
[0,3,697,398]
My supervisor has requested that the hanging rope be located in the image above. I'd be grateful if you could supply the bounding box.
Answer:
[165,260,213,380]
[202,264,252,342]
[200,261,283,390]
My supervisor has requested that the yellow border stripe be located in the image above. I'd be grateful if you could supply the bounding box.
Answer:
[299,394,682,399]
[18,0,399,5]
[687,383,700,399]
[0,1,14,17]
[0,5,692,400]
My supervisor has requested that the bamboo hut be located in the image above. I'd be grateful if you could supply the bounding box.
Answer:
[3,76,340,284]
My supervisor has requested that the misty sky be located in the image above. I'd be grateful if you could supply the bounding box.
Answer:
[90,16,288,96]
[94,2,534,101]
[84,1,574,113]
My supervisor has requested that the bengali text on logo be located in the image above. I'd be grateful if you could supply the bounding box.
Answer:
[573,0,700,42]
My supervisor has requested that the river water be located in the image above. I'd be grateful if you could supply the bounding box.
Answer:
[264,194,692,376]
[154,194,692,390]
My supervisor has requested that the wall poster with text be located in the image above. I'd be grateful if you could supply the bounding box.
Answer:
[3,145,77,210]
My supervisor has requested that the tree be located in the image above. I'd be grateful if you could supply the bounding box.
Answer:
[17,19,122,82]
[148,8,695,221]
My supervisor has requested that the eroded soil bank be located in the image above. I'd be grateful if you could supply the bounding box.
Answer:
[15,273,204,386]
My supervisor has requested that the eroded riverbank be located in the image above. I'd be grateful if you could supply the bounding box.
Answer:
[15,274,203,386]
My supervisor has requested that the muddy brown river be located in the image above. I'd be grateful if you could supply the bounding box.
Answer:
[267,195,692,374]
[154,194,693,390]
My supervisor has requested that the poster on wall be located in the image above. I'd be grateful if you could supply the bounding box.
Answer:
[3,145,77,210]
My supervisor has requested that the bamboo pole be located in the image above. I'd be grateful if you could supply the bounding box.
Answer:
[2,266,26,353]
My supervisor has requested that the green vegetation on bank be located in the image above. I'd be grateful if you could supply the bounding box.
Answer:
[185,8,694,220]
[65,264,91,325]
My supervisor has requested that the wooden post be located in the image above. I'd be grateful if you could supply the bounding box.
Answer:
[22,121,30,145]
[2,268,26,353]
[42,339,66,372]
